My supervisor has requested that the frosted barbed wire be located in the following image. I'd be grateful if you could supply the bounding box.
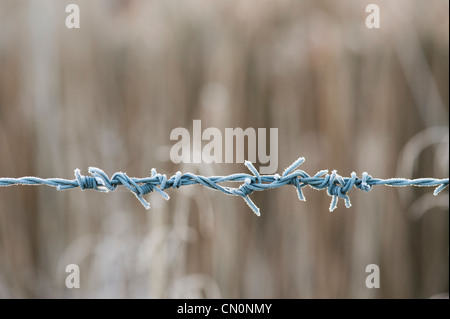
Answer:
[0,157,448,216]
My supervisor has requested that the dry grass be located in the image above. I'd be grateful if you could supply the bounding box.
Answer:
[0,0,448,298]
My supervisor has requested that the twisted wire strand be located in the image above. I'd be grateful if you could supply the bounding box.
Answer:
[0,157,448,216]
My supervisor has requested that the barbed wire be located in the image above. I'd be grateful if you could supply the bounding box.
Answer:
[0,157,448,216]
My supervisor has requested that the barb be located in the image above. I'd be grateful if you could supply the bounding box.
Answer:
[0,157,448,216]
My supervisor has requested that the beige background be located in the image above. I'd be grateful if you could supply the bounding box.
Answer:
[0,0,448,298]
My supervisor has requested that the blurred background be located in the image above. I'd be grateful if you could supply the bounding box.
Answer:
[0,0,448,298]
